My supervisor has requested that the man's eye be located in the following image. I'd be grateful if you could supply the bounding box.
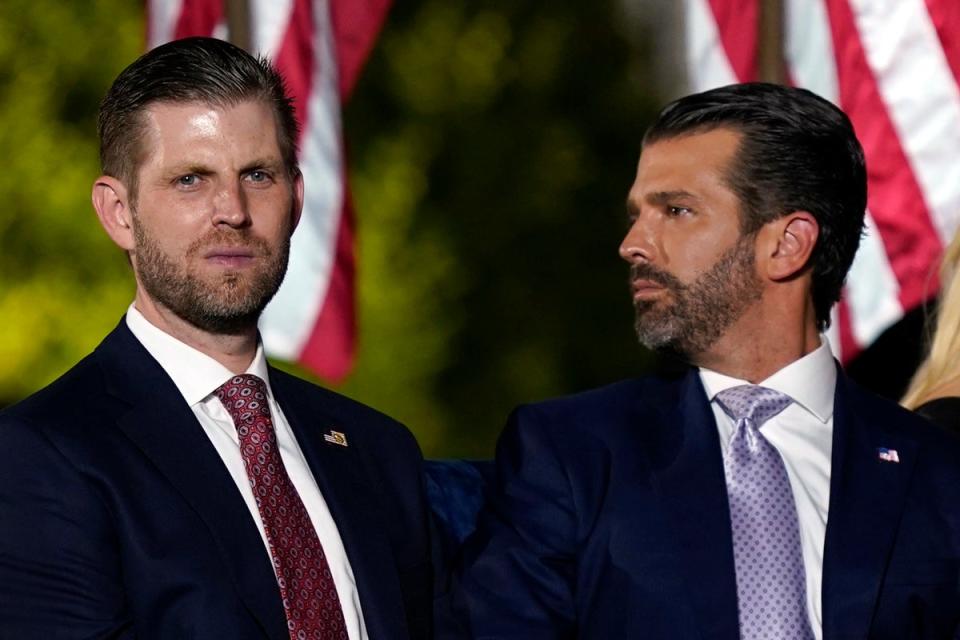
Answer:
[247,170,270,183]
[667,206,691,216]
[177,175,199,187]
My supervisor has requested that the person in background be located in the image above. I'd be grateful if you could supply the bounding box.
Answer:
[450,82,960,639]
[0,37,431,639]
[902,232,960,435]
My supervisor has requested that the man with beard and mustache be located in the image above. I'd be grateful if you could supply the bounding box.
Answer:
[0,38,432,640]
[449,83,960,638]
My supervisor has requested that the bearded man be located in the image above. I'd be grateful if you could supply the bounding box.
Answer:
[450,83,960,638]
[0,38,431,640]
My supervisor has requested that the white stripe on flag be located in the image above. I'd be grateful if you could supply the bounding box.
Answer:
[846,212,904,345]
[849,0,960,244]
[825,306,842,357]
[784,0,838,101]
[211,21,228,41]
[684,0,738,91]
[259,0,344,359]
[785,0,902,353]
[148,0,182,47]
[251,0,296,58]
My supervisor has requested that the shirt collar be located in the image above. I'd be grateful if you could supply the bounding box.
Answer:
[698,338,836,423]
[125,304,272,406]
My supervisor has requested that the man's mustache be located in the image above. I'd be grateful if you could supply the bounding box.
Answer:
[629,263,686,292]
[186,229,272,258]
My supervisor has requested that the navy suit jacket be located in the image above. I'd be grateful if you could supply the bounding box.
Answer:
[0,321,432,639]
[452,369,960,639]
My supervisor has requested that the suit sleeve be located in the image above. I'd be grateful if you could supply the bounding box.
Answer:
[0,417,133,638]
[452,405,579,639]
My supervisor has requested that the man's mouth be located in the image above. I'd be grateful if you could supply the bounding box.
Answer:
[203,246,256,268]
[630,278,668,302]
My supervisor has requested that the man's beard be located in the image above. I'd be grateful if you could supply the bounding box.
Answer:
[131,216,290,336]
[632,236,762,359]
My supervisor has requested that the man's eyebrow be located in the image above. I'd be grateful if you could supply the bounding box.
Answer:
[626,190,699,217]
[162,163,214,178]
[646,190,697,205]
[240,157,285,172]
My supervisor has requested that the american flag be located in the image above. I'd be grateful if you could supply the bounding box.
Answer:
[876,447,900,463]
[685,0,960,361]
[146,0,391,381]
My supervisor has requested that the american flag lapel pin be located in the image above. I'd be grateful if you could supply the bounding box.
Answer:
[877,447,900,463]
[323,430,348,447]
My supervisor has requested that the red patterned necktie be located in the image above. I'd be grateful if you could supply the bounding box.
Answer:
[216,374,348,640]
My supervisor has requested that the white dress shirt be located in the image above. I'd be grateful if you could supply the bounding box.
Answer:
[126,306,368,639]
[699,339,835,640]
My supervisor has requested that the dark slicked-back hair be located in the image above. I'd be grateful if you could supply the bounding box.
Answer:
[643,82,866,330]
[98,37,300,202]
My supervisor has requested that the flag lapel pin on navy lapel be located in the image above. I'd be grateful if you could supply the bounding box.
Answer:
[876,447,900,463]
[323,430,348,447]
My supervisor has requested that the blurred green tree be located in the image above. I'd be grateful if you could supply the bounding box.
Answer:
[0,1,141,406]
[338,1,661,457]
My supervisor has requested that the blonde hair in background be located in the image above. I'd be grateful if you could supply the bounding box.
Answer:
[902,231,960,409]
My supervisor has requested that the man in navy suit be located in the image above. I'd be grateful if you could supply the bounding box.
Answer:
[0,38,431,639]
[453,83,960,638]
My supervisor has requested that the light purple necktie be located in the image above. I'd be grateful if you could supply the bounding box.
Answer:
[716,385,814,640]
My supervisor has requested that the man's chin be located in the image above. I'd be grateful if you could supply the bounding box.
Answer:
[634,316,693,359]
[183,306,264,336]
[166,287,276,336]
[635,321,674,351]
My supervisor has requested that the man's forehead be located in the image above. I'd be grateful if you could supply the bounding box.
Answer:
[138,99,278,144]
[640,126,742,161]
[627,128,745,211]
[149,104,220,134]
[636,128,741,181]
[133,98,284,176]
[141,97,272,126]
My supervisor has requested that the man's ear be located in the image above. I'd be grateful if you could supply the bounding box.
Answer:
[758,211,819,281]
[290,169,304,231]
[92,176,135,251]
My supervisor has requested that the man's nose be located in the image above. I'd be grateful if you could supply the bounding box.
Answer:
[211,181,251,227]
[619,215,657,264]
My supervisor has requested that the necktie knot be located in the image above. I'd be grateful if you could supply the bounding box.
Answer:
[715,384,792,428]
[215,374,270,424]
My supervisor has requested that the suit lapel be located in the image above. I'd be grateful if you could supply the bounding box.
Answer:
[821,372,918,639]
[646,371,740,640]
[271,372,409,640]
[96,322,289,639]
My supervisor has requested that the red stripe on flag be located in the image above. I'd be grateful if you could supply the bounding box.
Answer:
[145,1,156,44]
[925,0,960,89]
[825,0,943,313]
[706,0,760,82]
[299,182,357,381]
[836,296,859,362]
[273,0,358,380]
[270,0,392,380]
[173,0,221,39]
[330,0,392,100]
[274,0,316,135]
